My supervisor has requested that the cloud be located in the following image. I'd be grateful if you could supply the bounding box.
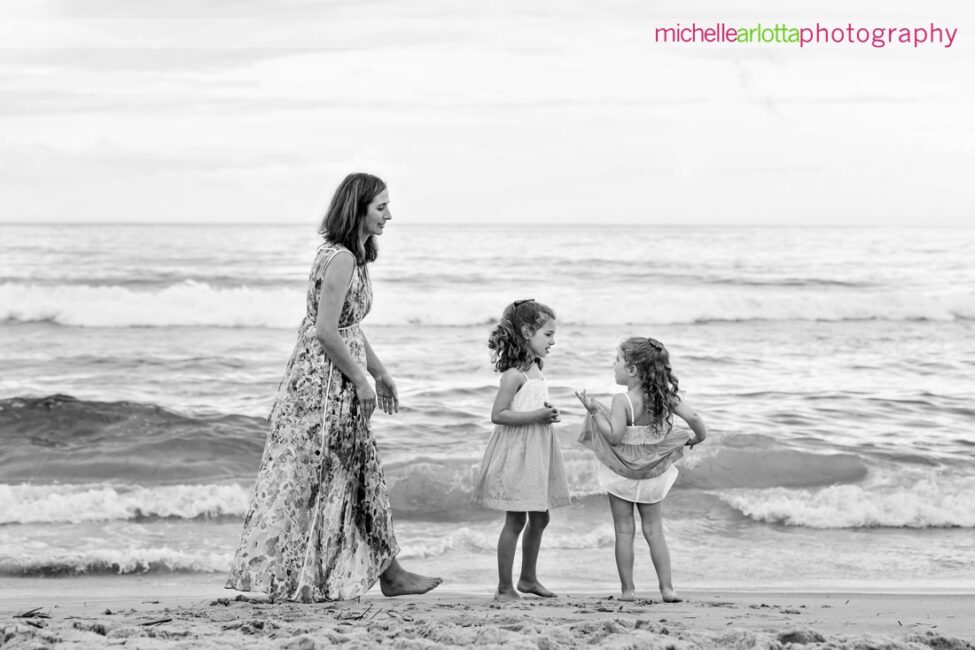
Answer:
[3,48,314,72]
[1,0,972,224]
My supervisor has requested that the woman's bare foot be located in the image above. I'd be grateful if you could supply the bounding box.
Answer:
[516,579,556,598]
[379,562,442,597]
[619,589,636,602]
[660,587,682,603]
[494,586,521,602]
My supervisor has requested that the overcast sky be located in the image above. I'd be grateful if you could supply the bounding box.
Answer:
[1,0,972,225]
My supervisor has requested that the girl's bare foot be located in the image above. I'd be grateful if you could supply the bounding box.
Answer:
[619,589,636,602]
[494,586,521,602]
[516,579,556,598]
[660,587,682,603]
[379,564,442,597]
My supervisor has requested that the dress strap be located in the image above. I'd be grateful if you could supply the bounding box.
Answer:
[623,393,635,426]
[315,246,360,330]
[318,245,357,291]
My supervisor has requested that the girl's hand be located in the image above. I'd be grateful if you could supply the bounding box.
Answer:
[537,404,560,424]
[574,390,597,414]
[376,373,400,415]
[355,380,377,421]
[686,434,704,449]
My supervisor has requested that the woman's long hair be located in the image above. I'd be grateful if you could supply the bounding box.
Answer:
[488,299,556,372]
[318,173,385,264]
[619,337,681,433]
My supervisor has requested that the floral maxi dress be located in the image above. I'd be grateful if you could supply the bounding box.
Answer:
[227,242,400,602]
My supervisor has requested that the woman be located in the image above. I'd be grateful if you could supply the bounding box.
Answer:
[227,173,441,602]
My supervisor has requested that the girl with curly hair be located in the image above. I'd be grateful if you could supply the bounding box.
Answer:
[473,299,571,601]
[575,337,708,603]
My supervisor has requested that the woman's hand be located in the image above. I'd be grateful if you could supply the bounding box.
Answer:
[376,373,400,415]
[355,380,377,421]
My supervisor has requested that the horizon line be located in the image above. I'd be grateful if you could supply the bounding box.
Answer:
[1,221,973,229]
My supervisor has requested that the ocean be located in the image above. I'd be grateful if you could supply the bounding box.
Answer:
[1,223,973,595]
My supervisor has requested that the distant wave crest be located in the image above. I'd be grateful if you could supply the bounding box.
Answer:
[0,549,231,576]
[720,477,975,528]
[5,464,970,532]
[2,281,974,327]
[0,483,251,525]
[0,281,301,328]
[1,404,881,526]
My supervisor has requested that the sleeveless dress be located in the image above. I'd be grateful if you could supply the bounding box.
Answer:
[472,370,571,511]
[582,393,689,504]
[226,242,399,602]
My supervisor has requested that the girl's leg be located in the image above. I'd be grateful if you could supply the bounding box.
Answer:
[496,511,527,601]
[379,557,443,597]
[518,511,556,597]
[635,501,681,602]
[607,494,637,601]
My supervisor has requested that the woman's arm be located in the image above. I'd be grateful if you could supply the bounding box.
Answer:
[673,398,708,447]
[362,331,398,414]
[362,331,387,380]
[314,252,377,420]
[491,369,558,426]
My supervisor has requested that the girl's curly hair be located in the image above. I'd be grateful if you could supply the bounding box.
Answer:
[488,299,556,372]
[619,337,681,433]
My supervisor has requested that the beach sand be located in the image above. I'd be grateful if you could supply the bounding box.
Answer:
[2,576,973,649]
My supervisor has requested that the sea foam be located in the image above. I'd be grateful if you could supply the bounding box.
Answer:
[0,437,877,525]
[0,483,251,525]
[396,525,617,560]
[0,548,232,576]
[720,476,975,528]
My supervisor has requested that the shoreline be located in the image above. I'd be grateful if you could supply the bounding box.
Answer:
[2,576,973,649]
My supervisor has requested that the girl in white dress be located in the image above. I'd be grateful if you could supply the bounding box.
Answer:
[576,337,708,602]
[473,299,571,601]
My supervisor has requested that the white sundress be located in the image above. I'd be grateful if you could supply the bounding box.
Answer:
[472,370,571,511]
[595,393,680,504]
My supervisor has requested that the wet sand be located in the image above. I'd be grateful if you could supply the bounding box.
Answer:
[2,576,973,649]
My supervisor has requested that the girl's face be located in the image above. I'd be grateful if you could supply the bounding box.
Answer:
[360,189,391,238]
[613,348,633,386]
[526,317,557,359]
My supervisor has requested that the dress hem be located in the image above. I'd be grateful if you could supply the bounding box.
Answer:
[474,498,572,512]
[225,543,399,604]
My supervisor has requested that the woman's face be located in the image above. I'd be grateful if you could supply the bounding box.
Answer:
[360,189,391,238]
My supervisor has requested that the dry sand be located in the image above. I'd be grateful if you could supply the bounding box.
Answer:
[1,577,973,649]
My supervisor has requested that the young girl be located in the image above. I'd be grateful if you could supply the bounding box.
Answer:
[576,337,707,603]
[473,299,571,601]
